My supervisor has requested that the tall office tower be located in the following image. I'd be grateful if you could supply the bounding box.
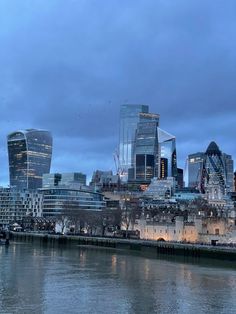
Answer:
[234,171,236,192]
[130,112,160,182]
[177,168,184,189]
[158,128,177,181]
[223,153,234,193]
[119,104,149,181]
[203,141,227,200]
[7,129,52,190]
[188,152,205,191]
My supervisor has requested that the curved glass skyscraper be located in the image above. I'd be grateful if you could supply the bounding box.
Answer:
[203,141,227,200]
[7,129,53,190]
[188,142,234,199]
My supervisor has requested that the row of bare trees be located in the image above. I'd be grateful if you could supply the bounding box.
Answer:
[56,194,143,237]
[56,200,122,236]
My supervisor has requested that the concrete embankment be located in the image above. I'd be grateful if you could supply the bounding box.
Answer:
[10,232,236,261]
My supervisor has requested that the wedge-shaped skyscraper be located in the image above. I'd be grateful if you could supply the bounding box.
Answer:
[7,129,53,190]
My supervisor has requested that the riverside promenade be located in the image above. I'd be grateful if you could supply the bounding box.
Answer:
[10,232,236,261]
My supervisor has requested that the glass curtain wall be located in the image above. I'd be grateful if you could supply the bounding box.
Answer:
[119,104,149,181]
[8,129,52,190]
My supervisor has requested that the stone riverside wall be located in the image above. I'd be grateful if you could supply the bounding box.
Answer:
[10,232,236,261]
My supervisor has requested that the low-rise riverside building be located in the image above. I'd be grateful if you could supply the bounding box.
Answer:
[40,187,106,218]
[0,187,43,228]
[143,177,176,199]
[0,184,106,229]
[137,216,200,242]
[136,212,236,244]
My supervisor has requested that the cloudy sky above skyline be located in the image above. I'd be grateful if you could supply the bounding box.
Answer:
[0,0,236,185]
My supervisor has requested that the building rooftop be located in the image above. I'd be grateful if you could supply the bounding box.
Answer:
[206,141,221,155]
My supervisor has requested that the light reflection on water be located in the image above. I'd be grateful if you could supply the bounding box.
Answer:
[0,243,236,314]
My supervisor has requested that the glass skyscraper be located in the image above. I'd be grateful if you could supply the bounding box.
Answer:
[131,112,160,182]
[158,128,177,181]
[119,104,149,181]
[7,129,53,190]
[188,142,234,199]
[119,104,178,185]
[188,152,205,190]
[223,153,234,193]
[203,141,227,200]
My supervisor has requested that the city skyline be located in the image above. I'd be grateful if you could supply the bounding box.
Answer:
[1,1,236,185]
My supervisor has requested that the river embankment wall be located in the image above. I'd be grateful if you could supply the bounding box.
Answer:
[10,232,236,261]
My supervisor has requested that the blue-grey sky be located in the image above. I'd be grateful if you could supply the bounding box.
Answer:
[0,0,236,185]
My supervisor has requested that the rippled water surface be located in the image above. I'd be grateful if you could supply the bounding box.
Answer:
[0,242,236,314]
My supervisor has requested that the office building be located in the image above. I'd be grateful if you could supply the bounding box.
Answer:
[119,104,149,181]
[119,104,178,187]
[204,142,228,200]
[143,177,175,199]
[7,129,52,190]
[90,170,120,191]
[158,128,177,181]
[130,112,160,183]
[188,142,234,200]
[188,152,205,190]
[223,153,234,193]
[43,172,86,188]
[177,168,184,189]
[160,158,168,179]
[41,187,106,218]
[234,171,236,192]
[0,187,43,228]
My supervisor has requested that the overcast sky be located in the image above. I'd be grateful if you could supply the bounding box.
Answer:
[0,0,236,185]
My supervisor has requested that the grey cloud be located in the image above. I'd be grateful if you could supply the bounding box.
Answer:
[0,0,236,184]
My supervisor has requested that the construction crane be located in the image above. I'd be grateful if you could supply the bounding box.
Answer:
[113,149,124,191]
[113,149,121,176]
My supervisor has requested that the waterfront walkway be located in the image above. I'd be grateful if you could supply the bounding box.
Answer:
[10,232,236,261]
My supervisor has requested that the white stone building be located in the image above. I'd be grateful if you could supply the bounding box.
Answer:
[136,212,236,244]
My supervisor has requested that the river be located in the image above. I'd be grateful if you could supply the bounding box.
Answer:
[0,242,236,313]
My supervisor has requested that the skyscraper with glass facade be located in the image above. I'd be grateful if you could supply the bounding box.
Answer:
[119,104,178,186]
[119,104,149,181]
[158,128,177,181]
[188,142,234,199]
[223,153,234,193]
[129,112,160,182]
[188,152,205,190]
[203,141,227,200]
[7,129,52,190]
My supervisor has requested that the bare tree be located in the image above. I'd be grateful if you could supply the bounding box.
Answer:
[121,194,141,238]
